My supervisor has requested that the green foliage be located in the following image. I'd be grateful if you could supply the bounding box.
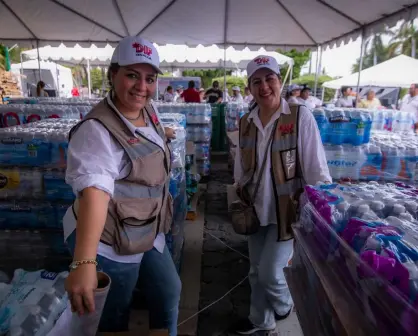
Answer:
[182,69,232,89]
[276,48,311,79]
[292,74,335,101]
[211,76,247,93]
[351,22,418,74]
[90,68,104,90]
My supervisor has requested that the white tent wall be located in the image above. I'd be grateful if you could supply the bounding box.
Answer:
[10,60,73,97]
[1,0,418,50]
[322,55,418,89]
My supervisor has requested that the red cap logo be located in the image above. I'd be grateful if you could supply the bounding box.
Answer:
[254,57,270,66]
[132,42,152,56]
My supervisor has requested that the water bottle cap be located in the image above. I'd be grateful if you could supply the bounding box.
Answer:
[30,306,41,315]
[399,212,414,221]
[357,204,370,214]
[393,204,406,214]
[370,201,385,211]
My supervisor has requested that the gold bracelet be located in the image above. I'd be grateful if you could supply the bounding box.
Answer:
[69,259,98,271]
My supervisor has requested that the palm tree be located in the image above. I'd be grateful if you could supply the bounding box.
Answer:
[388,21,418,58]
[351,43,391,73]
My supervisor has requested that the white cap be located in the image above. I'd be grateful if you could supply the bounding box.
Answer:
[246,55,280,78]
[232,86,241,92]
[111,36,162,74]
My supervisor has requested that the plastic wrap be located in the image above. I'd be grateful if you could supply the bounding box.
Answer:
[225,102,248,132]
[325,133,418,183]
[156,103,212,125]
[296,182,418,335]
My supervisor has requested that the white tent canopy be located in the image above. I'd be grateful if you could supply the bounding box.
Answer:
[322,55,418,89]
[1,0,418,50]
[21,44,294,69]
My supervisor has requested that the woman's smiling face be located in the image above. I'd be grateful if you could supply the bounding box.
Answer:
[249,68,282,109]
[112,63,157,112]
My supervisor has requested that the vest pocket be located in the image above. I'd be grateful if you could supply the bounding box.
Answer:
[131,151,167,186]
[113,198,161,255]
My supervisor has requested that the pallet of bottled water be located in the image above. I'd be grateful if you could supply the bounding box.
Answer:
[0,119,78,167]
[225,102,248,132]
[326,133,418,183]
[0,105,89,128]
[156,103,212,124]
[0,269,69,336]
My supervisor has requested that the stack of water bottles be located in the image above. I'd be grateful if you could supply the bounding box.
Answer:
[0,119,78,274]
[225,102,248,132]
[300,181,418,335]
[161,118,188,272]
[0,104,89,128]
[156,102,212,177]
[0,269,68,336]
[314,108,418,183]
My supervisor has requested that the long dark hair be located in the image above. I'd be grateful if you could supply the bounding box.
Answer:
[36,81,46,96]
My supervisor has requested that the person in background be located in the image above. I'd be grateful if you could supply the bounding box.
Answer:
[335,86,354,107]
[181,80,201,103]
[231,86,244,103]
[64,36,181,335]
[400,83,418,131]
[174,85,183,102]
[243,86,253,104]
[298,85,322,109]
[286,84,301,104]
[358,90,381,109]
[205,80,223,104]
[164,85,175,102]
[232,55,331,335]
[80,84,89,99]
[36,81,49,97]
[224,88,231,103]
[71,87,80,97]
[199,88,206,102]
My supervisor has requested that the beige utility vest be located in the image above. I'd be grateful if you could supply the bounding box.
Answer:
[239,103,305,241]
[70,99,173,255]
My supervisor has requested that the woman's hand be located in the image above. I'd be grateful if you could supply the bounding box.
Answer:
[165,127,176,140]
[65,264,98,315]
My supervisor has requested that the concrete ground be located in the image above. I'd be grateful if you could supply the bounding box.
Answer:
[196,156,303,336]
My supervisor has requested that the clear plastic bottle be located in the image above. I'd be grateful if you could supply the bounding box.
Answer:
[20,306,47,335]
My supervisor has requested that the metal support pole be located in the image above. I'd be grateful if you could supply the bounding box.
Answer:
[223,46,227,93]
[289,64,293,85]
[356,30,366,103]
[281,65,291,94]
[313,45,320,96]
[411,20,416,59]
[87,59,92,99]
[55,62,60,97]
[36,40,41,81]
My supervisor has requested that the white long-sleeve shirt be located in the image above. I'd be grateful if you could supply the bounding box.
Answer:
[64,95,166,263]
[234,100,331,226]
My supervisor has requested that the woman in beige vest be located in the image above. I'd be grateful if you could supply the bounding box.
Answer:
[64,37,181,335]
[231,55,331,334]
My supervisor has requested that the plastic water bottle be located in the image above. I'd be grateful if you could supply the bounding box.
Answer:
[312,109,328,143]
[372,110,385,131]
[20,306,47,335]
[325,144,344,179]
[350,110,366,146]
[360,145,382,181]
[327,109,349,145]
[363,111,372,143]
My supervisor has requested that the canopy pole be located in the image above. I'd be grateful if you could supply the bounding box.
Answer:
[55,62,60,97]
[19,52,24,95]
[36,40,41,81]
[87,59,92,99]
[223,46,227,94]
[101,67,106,97]
[289,64,293,84]
[313,45,320,96]
[281,65,291,94]
[356,29,366,104]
